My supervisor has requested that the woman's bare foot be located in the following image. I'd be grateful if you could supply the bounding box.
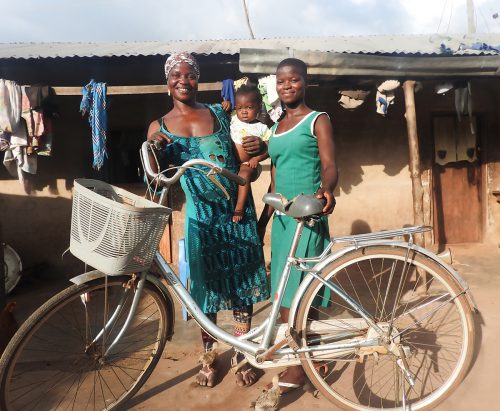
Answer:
[232,351,260,387]
[196,350,218,387]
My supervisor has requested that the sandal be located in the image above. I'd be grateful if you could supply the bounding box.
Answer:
[266,363,329,394]
[231,351,260,387]
[266,366,305,394]
[196,349,218,388]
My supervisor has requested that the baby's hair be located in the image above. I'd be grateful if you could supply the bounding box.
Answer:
[277,58,308,79]
[235,83,262,105]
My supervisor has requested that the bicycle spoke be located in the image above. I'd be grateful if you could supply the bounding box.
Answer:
[2,278,168,411]
[296,247,473,411]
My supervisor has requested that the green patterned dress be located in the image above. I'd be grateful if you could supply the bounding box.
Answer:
[268,111,331,308]
[159,104,269,314]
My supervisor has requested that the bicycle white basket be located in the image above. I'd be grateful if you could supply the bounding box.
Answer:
[70,179,171,275]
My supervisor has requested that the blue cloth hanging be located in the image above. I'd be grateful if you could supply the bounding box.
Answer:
[80,79,108,170]
[221,79,235,109]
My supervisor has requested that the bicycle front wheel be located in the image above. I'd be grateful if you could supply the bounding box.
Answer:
[0,275,170,411]
[295,246,475,411]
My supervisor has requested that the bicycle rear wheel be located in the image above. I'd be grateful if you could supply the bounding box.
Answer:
[295,246,475,411]
[0,275,170,411]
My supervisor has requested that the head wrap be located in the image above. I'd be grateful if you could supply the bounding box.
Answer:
[164,52,200,81]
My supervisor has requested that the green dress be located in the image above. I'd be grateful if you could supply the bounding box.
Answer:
[159,104,269,314]
[268,111,331,308]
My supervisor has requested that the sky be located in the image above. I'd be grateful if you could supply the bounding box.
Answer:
[0,0,499,43]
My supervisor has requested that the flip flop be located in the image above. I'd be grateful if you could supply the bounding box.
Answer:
[196,365,216,388]
[266,369,305,394]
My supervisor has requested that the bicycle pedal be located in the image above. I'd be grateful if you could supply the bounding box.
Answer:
[285,328,300,351]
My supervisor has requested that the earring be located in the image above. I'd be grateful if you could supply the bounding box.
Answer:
[167,88,171,96]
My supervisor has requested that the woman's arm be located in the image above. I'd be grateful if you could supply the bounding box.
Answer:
[241,135,266,156]
[315,114,338,214]
[257,162,276,241]
[145,119,172,174]
[147,119,172,145]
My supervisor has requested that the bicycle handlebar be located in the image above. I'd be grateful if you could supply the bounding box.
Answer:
[140,141,246,188]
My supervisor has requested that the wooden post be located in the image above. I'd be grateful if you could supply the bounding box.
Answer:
[403,80,425,243]
[403,80,427,294]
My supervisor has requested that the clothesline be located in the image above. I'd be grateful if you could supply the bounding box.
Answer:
[48,82,319,96]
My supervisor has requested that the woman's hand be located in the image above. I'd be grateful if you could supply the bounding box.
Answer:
[148,130,172,148]
[221,99,232,112]
[147,120,172,149]
[242,136,264,156]
[315,187,336,214]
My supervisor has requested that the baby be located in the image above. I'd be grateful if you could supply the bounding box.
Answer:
[230,84,270,222]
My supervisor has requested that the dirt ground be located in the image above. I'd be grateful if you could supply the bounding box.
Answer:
[5,242,500,411]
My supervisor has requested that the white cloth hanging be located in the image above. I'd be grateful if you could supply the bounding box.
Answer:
[0,79,37,184]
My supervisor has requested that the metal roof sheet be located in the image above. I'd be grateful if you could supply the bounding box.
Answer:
[0,34,499,59]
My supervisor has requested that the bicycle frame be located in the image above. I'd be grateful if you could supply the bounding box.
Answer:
[152,220,385,359]
[70,221,476,369]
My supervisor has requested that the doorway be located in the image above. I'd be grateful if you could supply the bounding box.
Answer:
[432,116,482,244]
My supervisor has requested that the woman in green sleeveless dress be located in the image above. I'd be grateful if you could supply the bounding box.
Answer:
[257,58,338,393]
[147,53,269,388]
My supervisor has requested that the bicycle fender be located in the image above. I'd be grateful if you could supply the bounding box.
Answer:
[70,269,110,285]
[288,241,478,327]
[70,270,176,341]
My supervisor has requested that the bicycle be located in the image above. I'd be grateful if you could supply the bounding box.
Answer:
[0,141,477,411]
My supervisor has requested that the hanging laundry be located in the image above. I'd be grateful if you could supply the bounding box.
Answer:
[25,84,58,119]
[376,80,400,116]
[258,75,282,122]
[3,131,37,183]
[25,84,56,156]
[338,89,371,110]
[221,79,235,110]
[234,76,249,91]
[21,86,45,151]
[80,79,108,170]
[454,82,475,135]
[37,117,53,156]
[0,79,22,134]
[0,79,36,187]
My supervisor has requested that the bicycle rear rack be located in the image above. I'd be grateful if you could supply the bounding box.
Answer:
[333,226,431,247]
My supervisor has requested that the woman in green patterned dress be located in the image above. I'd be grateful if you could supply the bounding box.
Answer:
[257,58,338,393]
[147,53,269,388]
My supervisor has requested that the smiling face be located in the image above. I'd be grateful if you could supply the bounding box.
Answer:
[167,62,198,102]
[234,92,260,123]
[276,64,307,106]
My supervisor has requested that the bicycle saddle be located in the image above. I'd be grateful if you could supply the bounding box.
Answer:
[263,193,326,218]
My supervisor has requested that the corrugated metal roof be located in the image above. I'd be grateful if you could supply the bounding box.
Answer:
[1,34,499,59]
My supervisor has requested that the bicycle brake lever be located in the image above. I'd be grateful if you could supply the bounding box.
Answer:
[207,173,230,200]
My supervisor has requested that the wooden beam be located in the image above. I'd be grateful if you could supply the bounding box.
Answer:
[52,82,223,96]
